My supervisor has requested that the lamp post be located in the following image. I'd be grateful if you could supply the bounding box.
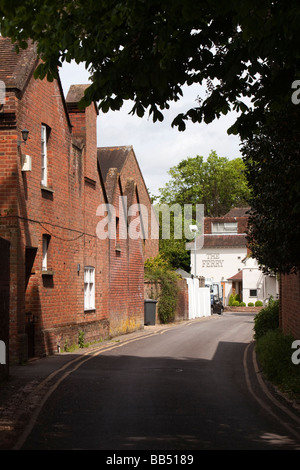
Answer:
[189,224,198,278]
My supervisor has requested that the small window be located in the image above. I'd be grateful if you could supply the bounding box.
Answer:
[42,235,50,271]
[116,216,120,244]
[211,222,237,234]
[250,289,258,297]
[41,124,48,186]
[224,222,238,232]
[84,267,95,310]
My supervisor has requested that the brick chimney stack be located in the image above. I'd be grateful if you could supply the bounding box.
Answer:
[66,85,98,182]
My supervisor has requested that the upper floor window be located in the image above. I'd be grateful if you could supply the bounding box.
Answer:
[211,222,238,234]
[41,124,51,188]
[41,124,48,186]
[84,266,95,310]
[42,234,50,271]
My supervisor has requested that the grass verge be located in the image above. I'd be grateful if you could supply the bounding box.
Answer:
[253,299,300,401]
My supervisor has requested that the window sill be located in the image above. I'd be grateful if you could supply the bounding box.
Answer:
[41,185,54,193]
[84,308,96,313]
[42,270,54,276]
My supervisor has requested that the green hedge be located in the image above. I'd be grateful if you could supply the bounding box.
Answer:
[144,255,179,324]
[254,298,300,399]
[254,299,279,340]
[256,330,300,397]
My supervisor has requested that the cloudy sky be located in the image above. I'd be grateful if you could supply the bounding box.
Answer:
[59,61,242,198]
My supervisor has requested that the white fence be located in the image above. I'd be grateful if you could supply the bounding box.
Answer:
[186,278,211,319]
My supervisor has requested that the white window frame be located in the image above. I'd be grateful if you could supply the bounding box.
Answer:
[42,235,49,271]
[223,222,238,232]
[41,124,48,186]
[211,222,238,234]
[84,266,95,310]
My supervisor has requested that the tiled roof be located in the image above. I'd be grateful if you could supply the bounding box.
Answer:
[227,271,243,281]
[224,207,250,217]
[0,37,38,90]
[97,146,133,181]
[66,84,90,103]
[203,234,247,248]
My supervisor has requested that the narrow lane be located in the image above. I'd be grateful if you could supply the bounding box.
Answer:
[21,313,300,450]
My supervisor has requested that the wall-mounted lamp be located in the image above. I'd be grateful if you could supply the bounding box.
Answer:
[18,129,29,146]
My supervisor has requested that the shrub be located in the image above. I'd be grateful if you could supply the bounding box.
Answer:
[145,256,179,324]
[144,253,170,269]
[255,300,263,306]
[248,302,254,307]
[256,329,300,398]
[254,299,279,340]
[78,329,85,348]
[239,301,246,306]
[229,294,243,306]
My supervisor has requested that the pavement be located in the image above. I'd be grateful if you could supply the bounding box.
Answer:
[1,315,299,450]
[0,320,208,450]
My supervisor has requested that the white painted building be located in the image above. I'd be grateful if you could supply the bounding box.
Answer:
[242,256,278,305]
[187,208,278,306]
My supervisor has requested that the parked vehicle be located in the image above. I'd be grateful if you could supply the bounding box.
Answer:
[205,280,224,315]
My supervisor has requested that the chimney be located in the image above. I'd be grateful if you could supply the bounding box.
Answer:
[66,85,98,182]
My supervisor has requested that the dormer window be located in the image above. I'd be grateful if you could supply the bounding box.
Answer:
[211,222,238,234]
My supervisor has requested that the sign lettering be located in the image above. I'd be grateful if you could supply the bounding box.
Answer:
[202,253,224,268]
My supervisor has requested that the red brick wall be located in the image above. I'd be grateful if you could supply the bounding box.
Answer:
[1,75,111,361]
[1,57,156,363]
[106,172,144,336]
[280,272,300,339]
[119,148,159,260]
[174,279,189,322]
[144,278,189,324]
[127,183,145,332]
[67,102,98,182]
[0,237,10,379]
[0,87,26,362]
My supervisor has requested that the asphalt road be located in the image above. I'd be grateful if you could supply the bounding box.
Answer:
[19,312,300,450]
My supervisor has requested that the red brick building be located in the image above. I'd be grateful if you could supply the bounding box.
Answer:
[97,146,159,335]
[280,273,300,340]
[0,38,158,365]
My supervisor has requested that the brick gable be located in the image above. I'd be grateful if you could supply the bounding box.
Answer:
[0,38,155,362]
[98,146,159,260]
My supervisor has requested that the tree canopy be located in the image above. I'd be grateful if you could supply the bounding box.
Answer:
[242,103,300,275]
[159,151,251,217]
[156,151,250,271]
[1,0,300,139]
[1,0,299,274]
